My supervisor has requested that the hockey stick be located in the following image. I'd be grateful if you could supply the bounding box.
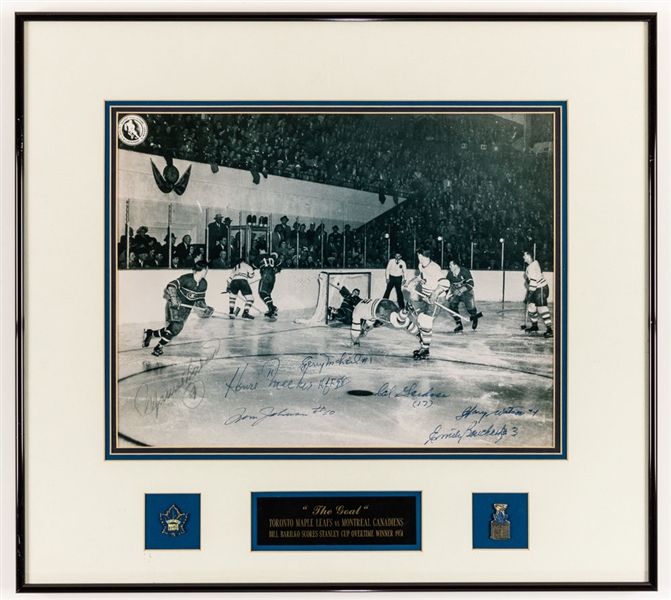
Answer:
[189,303,263,317]
[521,303,529,329]
[418,291,482,322]
[434,300,483,322]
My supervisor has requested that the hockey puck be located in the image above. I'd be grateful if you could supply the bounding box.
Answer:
[347,390,374,396]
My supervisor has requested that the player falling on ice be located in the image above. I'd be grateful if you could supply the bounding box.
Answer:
[393,248,450,360]
[225,257,256,320]
[142,260,213,356]
[252,246,282,320]
[522,250,553,338]
[349,297,407,346]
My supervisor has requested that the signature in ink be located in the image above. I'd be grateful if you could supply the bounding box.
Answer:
[299,353,372,375]
[455,404,536,425]
[224,406,309,427]
[373,382,449,401]
[424,422,517,446]
[134,339,220,418]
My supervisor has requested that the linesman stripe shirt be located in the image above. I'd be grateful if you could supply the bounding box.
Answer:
[386,258,407,278]
[525,260,547,291]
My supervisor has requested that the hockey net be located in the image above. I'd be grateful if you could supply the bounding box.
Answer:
[294,271,372,325]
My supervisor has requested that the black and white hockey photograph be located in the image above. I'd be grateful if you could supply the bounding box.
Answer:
[108,104,566,457]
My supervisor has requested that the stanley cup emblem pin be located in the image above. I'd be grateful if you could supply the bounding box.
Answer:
[490,503,511,541]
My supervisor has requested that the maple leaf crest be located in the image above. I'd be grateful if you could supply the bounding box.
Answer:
[159,504,188,537]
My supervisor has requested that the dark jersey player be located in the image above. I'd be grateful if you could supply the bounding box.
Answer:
[142,261,213,356]
[446,259,480,332]
[253,249,282,319]
[327,286,362,325]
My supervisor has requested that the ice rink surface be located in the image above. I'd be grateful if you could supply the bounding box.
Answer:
[115,301,557,454]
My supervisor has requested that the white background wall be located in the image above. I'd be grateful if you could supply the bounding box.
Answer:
[119,268,552,324]
[118,149,404,244]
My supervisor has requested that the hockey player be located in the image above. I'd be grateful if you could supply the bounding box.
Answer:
[350,298,401,346]
[142,260,213,357]
[225,257,256,320]
[446,259,480,332]
[522,251,553,338]
[401,249,450,360]
[327,286,362,325]
[253,247,282,319]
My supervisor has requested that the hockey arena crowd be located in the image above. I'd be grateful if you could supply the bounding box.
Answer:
[119,113,554,272]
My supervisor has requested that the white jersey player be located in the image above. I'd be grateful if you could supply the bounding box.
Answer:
[225,258,256,319]
[350,298,397,345]
[398,248,450,359]
[523,251,553,337]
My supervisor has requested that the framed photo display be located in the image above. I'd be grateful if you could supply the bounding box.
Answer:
[8,7,661,593]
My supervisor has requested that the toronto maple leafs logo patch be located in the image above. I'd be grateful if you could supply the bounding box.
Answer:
[145,494,200,550]
[159,504,189,537]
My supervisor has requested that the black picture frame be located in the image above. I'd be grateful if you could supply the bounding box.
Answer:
[9,9,659,594]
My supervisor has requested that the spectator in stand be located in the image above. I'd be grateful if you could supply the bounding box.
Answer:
[119,227,134,258]
[343,224,354,251]
[298,223,308,249]
[207,214,229,259]
[313,223,326,256]
[175,235,193,267]
[278,215,292,246]
[133,226,151,250]
[161,233,176,268]
[305,246,318,268]
[185,246,204,269]
[277,240,290,265]
[146,247,161,268]
[135,246,150,268]
[325,252,338,268]
[306,223,317,247]
[118,227,135,268]
[328,225,343,260]
[272,223,284,252]
[210,249,228,269]
[288,220,300,248]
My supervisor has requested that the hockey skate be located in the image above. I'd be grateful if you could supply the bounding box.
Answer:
[152,345,163,357]
[471,316,479,330]
[454,322,464,333]
[543,327,554,338]
[413,347,430,360]
[241,310,255,320]
[142,329,153,348]
[525,322,539,334]
[229,309,236,319]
